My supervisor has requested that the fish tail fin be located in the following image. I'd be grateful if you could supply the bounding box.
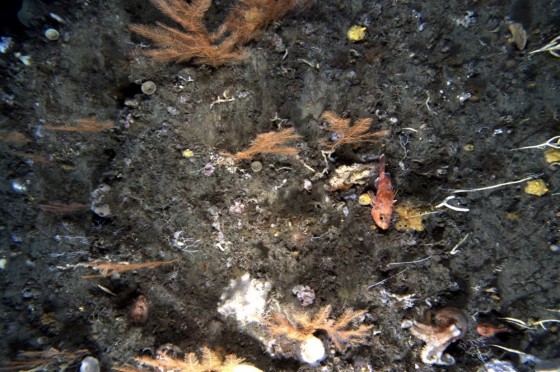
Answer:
[378,154,386,172]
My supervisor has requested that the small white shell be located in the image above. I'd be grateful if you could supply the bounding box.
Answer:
[44,28,60,41]
[297,336,326,366]
[141,81,157,95]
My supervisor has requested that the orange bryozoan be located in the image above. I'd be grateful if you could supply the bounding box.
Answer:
[264,305,372,351]
[225,128,302,161]
[130,0,304,67]
[321,111,390,152]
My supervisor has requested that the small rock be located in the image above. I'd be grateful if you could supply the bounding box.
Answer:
[508,23,527,50]
[141,80,157,95]
[44,28,60,41]
[303,179,312,192]
[80,356,100,372]
[292,285,316,306]
[130,295,149,324]
[251,161,262,172]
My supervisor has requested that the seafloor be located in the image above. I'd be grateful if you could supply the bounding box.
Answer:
[0,0,559,371]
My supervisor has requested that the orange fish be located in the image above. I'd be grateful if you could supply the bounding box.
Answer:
[368,154,394,230]
[476,322,510,337]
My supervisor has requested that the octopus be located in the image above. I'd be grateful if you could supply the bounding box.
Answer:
[404,307,469,366]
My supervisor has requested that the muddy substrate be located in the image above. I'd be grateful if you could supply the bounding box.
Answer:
[0,0,559,370]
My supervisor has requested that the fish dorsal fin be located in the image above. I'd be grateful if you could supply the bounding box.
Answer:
[367,190,376,204]
[378,154,386,168]
[375,172,391,188]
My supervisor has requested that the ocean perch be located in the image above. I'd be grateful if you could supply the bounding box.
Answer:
[368,154,394,230]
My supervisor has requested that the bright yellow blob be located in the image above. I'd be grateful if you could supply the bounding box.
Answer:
[395,203,429,232]
[182,149,194,158]
[524,179,548,196]
[544,148,560,164]
[358,193,372,205]
[347,25,367,42]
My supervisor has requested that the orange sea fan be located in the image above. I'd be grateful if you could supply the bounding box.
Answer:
[43,118,114,133]
[226,128,302,161]
[321,111,390,152]
[129,0,249,67]
[264,305,372,351]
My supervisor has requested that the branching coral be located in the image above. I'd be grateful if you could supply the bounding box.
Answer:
[0,130,31,143]
[265,305,372,351]
[321,111,390,153]
[78,259,177,278]
[130,0,305,67]
[224,128,302,161]
[0,349,90,371]
[221,0,304,44]
[43,118,114,133]
[117,347,262,372]
[130,0,248,67]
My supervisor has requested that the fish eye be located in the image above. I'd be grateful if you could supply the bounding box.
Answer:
[379,216,384,221]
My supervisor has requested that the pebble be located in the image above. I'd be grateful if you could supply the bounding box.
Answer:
[44,28,60,41]
[250,161,262,172]
[141,80,157,95]
[80,356,100,372]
